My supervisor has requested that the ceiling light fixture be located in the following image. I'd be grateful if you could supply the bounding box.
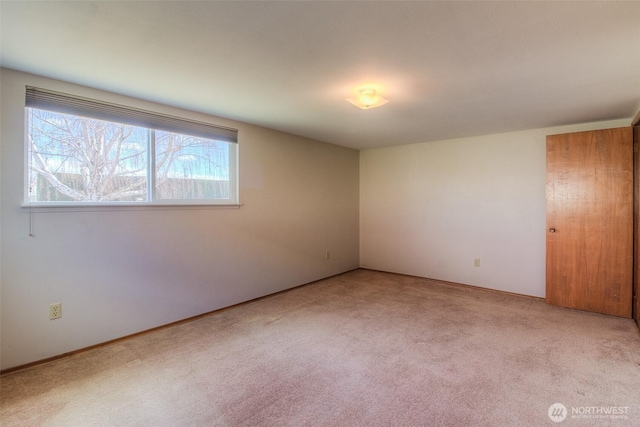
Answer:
[346,87,388,110]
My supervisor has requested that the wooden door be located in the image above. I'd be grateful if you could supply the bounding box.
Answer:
[546,127,633,318]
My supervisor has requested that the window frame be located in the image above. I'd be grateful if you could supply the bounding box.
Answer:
[23,87,240,208]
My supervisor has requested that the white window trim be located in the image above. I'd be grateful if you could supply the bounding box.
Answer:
[20,203,244,213]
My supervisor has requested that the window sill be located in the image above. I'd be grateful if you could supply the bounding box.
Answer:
[21,203,243,213]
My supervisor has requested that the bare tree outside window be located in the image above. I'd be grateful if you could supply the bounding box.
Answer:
[27,109,231,203]
[155,130,230,200]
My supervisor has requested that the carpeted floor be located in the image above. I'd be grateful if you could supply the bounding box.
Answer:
[1,269,639,426]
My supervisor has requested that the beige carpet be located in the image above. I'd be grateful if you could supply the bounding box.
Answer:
[1,269,639,426]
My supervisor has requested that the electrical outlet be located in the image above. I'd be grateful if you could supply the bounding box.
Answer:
[49,303,62,320]
[326,251,331,260]
[474,258,480,267]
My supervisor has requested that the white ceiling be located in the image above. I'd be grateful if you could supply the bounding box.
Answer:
[1,1,639,150]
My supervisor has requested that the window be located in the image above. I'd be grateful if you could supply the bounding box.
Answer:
[25,87,238,205]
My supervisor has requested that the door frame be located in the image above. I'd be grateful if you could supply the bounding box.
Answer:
[633,111,640,328]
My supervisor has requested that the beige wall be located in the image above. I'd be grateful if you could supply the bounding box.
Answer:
[360,119,631,298]
[0,69,360,370]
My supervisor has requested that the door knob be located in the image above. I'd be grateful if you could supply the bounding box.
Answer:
[549,228,556,233]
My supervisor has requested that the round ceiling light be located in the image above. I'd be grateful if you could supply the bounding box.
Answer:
[346,87,389,109]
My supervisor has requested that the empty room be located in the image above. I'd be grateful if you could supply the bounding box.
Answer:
[1,1,639,426]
